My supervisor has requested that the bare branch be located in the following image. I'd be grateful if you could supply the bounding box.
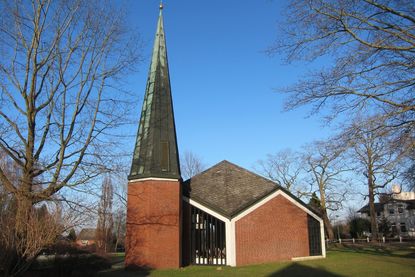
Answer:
[272,0,415,133]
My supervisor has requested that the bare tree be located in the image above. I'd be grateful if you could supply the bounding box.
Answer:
[343,118,403,239]
[111,172,127,252]
[0,202,63,276]
[303,140,350,240]
[0,0,139,274]
[112,172,128,207]
[256,149,306,197]
[113,207,126,252]
[403,150,415,191]
[272,0,415,134]
[180,151,206,180]
[0,197,64,276]
[96,175,113,253]
[0,151,96,276]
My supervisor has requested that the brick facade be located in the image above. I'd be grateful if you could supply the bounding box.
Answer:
[235,195,309,266]
[125,179,181,269]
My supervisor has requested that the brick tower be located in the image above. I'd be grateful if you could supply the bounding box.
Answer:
[126,4,182,269]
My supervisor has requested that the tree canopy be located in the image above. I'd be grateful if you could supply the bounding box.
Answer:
[272,0,415,135]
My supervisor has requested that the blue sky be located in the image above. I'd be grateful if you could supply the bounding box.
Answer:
[122,0,333,170]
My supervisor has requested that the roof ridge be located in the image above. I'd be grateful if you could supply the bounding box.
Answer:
[186,159,282,188]
[186,161,318,218]
[183,160,234,182]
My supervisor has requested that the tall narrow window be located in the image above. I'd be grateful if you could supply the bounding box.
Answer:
[160,141,169,171]
[307,215,322,256]
[190,205,226,265]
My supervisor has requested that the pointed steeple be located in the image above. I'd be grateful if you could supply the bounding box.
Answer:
[129,7,181,180]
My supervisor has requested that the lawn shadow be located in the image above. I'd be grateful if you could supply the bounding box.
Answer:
[98,266,151,277]
[26,253,113,277]
[267,263,344,277]
[97,260,152,277]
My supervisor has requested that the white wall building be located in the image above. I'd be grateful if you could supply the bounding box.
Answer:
[358,185,415,237]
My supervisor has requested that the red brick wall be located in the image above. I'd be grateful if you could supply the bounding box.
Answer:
[235,194,309,266]
[125,179,181,269]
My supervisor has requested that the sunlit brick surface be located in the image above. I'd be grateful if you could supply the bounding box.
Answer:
[236,195,309,265]
[125,180,181,269]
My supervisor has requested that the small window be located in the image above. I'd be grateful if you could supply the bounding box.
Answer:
[400,223,407,233]
[376,212,381,217]
[391,223,397,234]
[398,207,404,214]
[389,209,395,215]
[160,141,169,171]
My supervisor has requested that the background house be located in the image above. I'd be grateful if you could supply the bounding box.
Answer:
[76,228,97,247]
[358,185,415,237]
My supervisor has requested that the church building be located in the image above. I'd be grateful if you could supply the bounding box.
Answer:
[126,5,326,269]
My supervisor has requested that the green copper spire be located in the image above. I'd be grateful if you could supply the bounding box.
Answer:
[129,7,181,180]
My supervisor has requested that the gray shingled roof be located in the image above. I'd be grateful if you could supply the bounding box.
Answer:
[357,203,384,213]
[184,160,305,218]
[77,228,96,240]
[358,199,415,213]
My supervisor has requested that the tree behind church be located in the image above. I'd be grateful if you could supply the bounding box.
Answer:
[303,140,350,240]
[180,151,206,180]
[308,192,321,212]
[341,118,403,239]
[256,149,305,198]
[96,176,114,253]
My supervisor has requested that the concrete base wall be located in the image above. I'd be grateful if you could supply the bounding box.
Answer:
[125,179,181,269]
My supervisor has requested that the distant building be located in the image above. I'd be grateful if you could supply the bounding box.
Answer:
[358,185,415,237]
[76,228,96,247]
[391,184,415,201]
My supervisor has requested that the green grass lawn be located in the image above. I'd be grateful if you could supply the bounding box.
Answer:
[98,244,415,277]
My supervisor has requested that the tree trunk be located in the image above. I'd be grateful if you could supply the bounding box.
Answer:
[114,221,121,252]
[3,196,33,277]
[368,171,379,240]
[322,208,335,240]
[15,195,33,236]
[319,182,334,240]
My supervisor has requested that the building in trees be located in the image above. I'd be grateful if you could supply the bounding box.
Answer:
[125,6,325,269]
[358,186,415,237]
[76,228,97,247]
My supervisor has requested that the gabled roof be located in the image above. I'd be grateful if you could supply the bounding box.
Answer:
[357,203,383,213]
[358,199,415,213]
[129,8,180,180]
[183,160,315,218]
[77,228,96,240]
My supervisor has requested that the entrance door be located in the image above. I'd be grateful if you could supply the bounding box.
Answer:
[190,205,226,265]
